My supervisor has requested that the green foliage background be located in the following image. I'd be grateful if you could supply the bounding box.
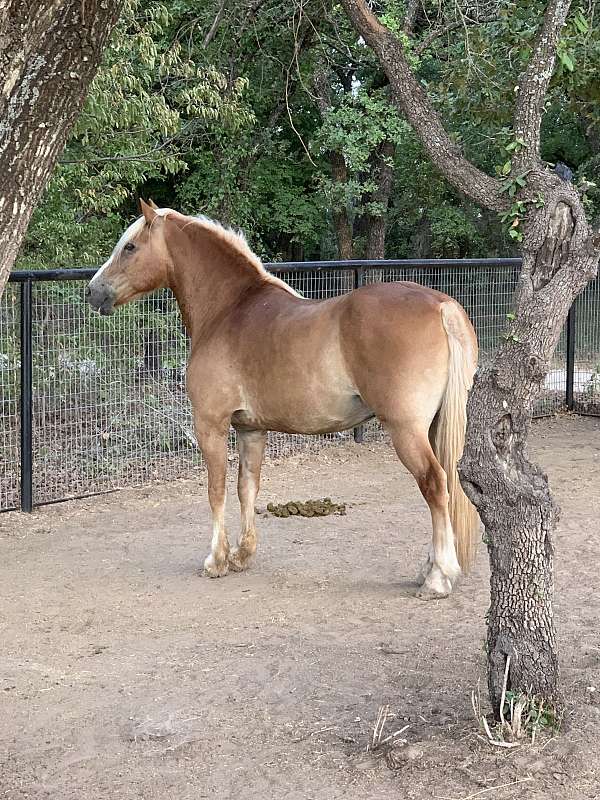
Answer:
[16,0,600,268]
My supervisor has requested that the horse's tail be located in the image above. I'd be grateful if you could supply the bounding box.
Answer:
[432,302,480,573]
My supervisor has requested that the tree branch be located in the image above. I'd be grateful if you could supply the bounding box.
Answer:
[339,0,505,212]
[513,0,572,168]
[414,21,462,56]
[413,12,498,57]
[59,128,188,165]
[203,0,227,48]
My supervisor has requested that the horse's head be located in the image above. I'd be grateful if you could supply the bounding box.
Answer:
[86,199,172,315]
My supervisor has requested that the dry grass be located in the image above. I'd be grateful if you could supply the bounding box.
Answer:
[366,705,413,769]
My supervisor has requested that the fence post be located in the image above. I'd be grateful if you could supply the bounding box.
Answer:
[353,266,365,444]
[565,302,576,412]
[20,278,33,512]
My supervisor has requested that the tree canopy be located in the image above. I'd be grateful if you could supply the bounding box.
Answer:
[16,0,600,268]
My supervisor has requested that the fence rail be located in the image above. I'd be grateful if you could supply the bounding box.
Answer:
[2,259,599,513]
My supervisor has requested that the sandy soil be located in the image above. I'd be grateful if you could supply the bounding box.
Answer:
[1,415,599,800]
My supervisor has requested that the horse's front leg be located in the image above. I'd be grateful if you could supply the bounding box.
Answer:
[195,423,231,578]
[229,429,267,572]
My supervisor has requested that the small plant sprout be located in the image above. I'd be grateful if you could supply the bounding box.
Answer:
[472,656,562,748]
[500,311,520,343]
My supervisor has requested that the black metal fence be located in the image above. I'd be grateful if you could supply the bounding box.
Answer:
[1,259,599,513]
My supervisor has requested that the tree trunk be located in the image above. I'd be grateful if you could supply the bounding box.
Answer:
[403,0,420,34]
[365,140,395,259]
[313,65,355,262]
[330,151,354,260]
[0,0,123,296]
[459,179,599,713]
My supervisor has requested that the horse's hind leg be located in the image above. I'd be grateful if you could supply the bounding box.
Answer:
[388,422,461,600]
[229,429,267,572]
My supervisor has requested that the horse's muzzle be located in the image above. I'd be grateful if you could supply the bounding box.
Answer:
[86,280,116,316]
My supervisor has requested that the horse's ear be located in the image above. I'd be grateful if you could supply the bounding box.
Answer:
[140,198,157,224]
[148,199,159,210]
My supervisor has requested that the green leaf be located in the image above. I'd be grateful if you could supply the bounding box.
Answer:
[559,51,575,71]
[574,11,589,33]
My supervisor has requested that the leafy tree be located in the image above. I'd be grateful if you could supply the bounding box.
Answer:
[16,0,529,267]
[17,0,600,270]
[17,0,253,270]
[341,0,600,716]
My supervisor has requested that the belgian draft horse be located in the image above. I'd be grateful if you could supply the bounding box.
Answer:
[86,200,479,599]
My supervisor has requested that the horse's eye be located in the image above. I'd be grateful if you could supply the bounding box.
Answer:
[124,242,136,252]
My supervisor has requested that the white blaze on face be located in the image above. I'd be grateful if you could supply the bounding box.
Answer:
[89,216,146,287]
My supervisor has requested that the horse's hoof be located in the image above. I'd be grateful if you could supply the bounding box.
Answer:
[228,548,252,572]
[415,567,453,600]
[415,586,450,601]
[203,555,229,578]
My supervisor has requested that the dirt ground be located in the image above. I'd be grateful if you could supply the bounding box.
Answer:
[1,415,599,800]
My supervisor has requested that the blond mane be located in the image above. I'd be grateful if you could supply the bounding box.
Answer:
[157,209,303,298]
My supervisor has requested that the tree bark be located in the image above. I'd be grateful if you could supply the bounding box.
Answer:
[0,0,123,296]
[403,0,420,34]
[512,0,573,170]
[365,140,395,259]
[340,0,600,716]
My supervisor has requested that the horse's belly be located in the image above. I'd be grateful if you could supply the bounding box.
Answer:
[232,393,374,435]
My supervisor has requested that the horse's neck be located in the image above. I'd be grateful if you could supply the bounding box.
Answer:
[168,225,262,340]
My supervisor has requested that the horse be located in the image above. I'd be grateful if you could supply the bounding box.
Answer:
[86,200,480,599]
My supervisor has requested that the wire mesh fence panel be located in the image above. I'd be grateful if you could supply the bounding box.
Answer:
[276,268,355,299]
[574,275,600,415]
[538,326,568,416]
[2,260,594,511]
[30,282,199,504]
[0,284,20,509]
